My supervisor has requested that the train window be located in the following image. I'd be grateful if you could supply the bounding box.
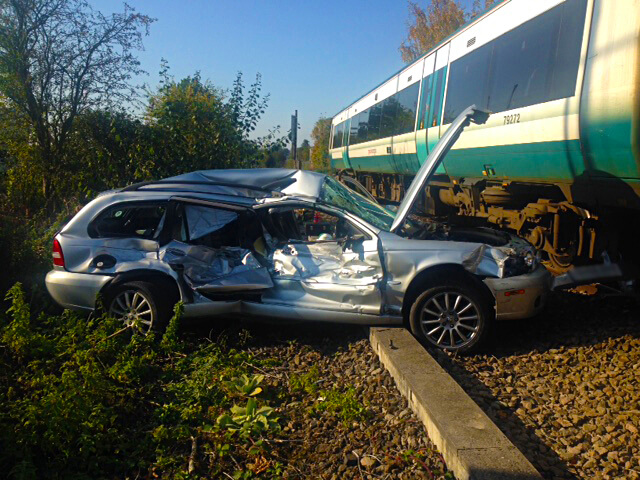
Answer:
[357,108,370,143]
[380,96,398,139]
[549,0,587,100]
[332,121,344,149]
[348,109,370,146]
[443,0,587,123]
[418,75,433,130]
[367,103,382,142]
[395,82,420,135]
[444,43,491,124]
[488,7,562,112]
[348,113,359,145]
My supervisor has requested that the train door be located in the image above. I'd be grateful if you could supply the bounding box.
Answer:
[342,115,352,169]
[416,53,435,164]
[329,111,350,171]
[431,44,450,175]
[417,44,450,174]
[429,45,450,151]
[580,0,640,206]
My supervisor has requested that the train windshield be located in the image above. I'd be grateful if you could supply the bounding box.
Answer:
[319,177,395,231]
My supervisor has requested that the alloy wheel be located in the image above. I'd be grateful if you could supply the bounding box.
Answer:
[109,289,155,332]
[419,291,480,349]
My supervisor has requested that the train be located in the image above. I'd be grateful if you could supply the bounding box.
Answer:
[329,0,640,274]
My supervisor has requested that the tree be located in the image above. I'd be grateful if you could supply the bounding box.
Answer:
[64,109,147,194]
[399,0,501,63]
[145,70,278,178]
[228,72,270,141]
[310,117,332,172]
[471,0,499,19]
[0,94,39,212]
[258,145,289,168]
[145,73,244,176]
[297,139,310,168]
[0,0,153,204]
[399,0,465,63]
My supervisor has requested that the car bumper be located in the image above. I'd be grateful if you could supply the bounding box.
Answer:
[45,269,112,311]
[483,265,551,320]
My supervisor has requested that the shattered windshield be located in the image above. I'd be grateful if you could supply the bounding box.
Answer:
[319,177,395,231]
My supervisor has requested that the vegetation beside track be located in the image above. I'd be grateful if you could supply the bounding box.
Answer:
[0,283,453,479]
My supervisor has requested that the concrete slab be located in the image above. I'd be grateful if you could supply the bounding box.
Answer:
[369,327,542,480]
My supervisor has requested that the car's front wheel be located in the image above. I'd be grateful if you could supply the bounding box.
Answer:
[106,281,171,334]
[409,281,493,353]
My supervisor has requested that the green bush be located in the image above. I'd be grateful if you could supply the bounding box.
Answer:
[0,283,278,479]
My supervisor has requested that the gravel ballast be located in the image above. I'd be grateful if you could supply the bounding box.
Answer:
[431,291,640,479]
[213,321,455,479]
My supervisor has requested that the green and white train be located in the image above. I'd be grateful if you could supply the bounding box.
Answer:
[329,0,640,273]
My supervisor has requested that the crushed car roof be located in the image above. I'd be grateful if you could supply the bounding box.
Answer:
[123,168,327,200]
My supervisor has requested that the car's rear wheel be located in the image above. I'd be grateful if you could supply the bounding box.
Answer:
[409,281,493,353]
[106,281,171,334]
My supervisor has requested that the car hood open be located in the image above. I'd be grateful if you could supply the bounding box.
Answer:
[390,105,489,233]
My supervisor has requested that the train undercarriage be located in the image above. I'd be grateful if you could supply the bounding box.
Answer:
[339,171,640,278]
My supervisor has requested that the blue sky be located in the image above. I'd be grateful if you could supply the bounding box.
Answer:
[91,1,475,144]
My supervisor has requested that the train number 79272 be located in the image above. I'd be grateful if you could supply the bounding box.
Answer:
[504,113,521,125]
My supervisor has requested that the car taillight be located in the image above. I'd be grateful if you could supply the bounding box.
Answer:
[52,239,65,267]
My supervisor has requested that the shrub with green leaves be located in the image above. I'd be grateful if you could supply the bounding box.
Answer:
[223,373,265,397]
[0,283,277,479]
[216,397,280,440]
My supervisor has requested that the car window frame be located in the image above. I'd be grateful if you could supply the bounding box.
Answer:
[255,200,378,244]
[161,196,251,247]
[87,200,169,240]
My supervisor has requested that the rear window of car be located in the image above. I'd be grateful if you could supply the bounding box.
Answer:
[88,202,167,239]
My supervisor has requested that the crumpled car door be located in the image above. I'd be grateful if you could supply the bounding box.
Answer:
[161,241,274,296]
[260,206,384,315]
[159,199,273,302]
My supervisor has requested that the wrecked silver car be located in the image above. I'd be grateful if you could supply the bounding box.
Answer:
[45,107,551,352]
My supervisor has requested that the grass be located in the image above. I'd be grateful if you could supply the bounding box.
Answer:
[310,387,369,425]
[289,365,369,425]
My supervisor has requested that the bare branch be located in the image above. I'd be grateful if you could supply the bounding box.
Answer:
[0,0,154,198]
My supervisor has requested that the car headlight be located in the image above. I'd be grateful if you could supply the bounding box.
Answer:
[524,252,535,268]
[524,250,541,270]
[503,249,540,277]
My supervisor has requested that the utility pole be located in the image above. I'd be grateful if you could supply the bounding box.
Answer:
[290,110,299,169]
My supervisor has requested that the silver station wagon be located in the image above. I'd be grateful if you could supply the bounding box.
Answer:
[46,107,551,352]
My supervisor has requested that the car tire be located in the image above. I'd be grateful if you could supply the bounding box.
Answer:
[105,281,174,334]
[409,279,494,354]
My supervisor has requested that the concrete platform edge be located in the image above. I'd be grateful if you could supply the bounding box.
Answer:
[369,327,543,480]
